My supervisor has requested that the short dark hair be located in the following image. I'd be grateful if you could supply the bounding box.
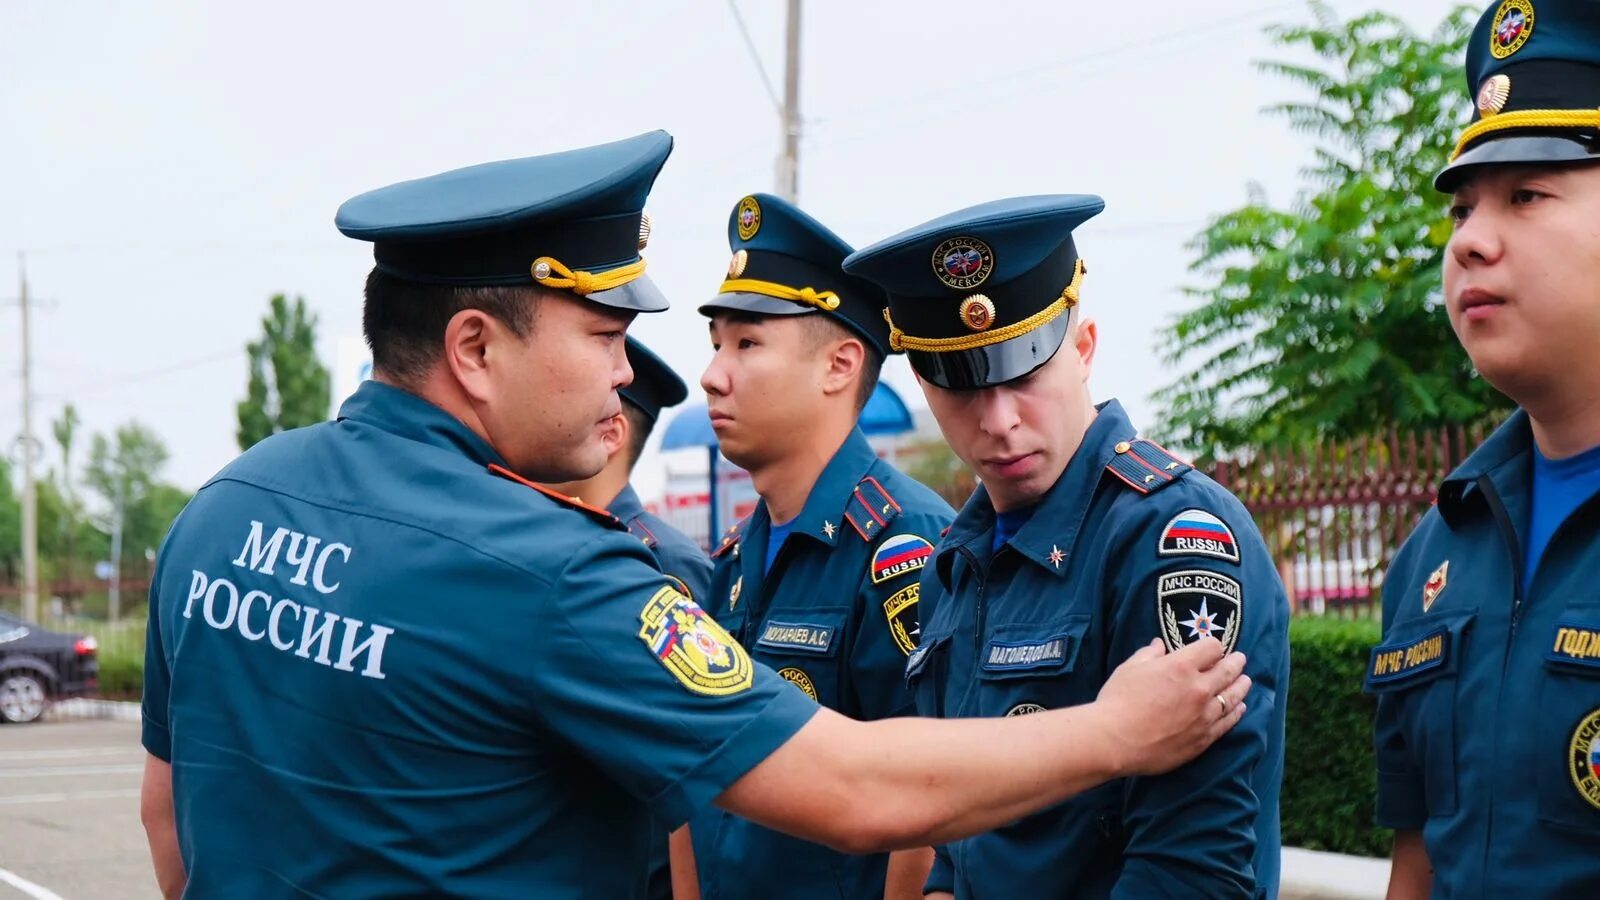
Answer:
[619,400,655,470]
[798,314,883,412]
[362,268,543,384]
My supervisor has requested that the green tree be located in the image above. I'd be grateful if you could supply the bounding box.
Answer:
[903,439,977,510]
[85,422,171,563]
[0,458,19,587]
[237,293,331,450]
[1152,2,1508,458]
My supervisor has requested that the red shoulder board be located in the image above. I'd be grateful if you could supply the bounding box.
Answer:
[845,475,903,542]
[711,519,746,559]
[488,464,620,526]
[1105,439,1192,495]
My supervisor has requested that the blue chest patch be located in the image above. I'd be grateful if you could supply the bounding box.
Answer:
[1367,627,1450,686]
[982,634,1071,672]
[757,620,837,654]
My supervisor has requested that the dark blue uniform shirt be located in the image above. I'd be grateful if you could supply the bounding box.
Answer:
[141,381,817,898]
[1370,410,1600,896]
[912,401,1288,899]
[691,427,955,900]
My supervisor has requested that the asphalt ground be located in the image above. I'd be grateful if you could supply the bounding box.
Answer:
[0,716,156,900]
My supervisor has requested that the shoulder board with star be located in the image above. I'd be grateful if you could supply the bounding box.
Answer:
[626,515,658,549]
[488,463,623,527]
[1105,439,1192,495]
[844,475,903,542]
[711,518,747,559]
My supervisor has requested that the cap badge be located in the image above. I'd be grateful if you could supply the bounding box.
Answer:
[959,295,997,331]
[727,249,749,279]
[1477,74,1511,116]
[638,212,653,250]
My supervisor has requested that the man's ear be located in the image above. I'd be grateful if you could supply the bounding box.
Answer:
[1073,315,1098,384]
[600,412,629,457]
[819,335,866,400]
[444,309,500,403]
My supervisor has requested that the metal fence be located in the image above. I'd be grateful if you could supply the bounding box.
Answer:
[1209,425,1491,616]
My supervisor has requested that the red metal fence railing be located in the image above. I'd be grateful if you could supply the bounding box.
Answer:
[1209,425,1493,616]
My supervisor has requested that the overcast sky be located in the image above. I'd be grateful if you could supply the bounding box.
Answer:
[0,0,1462,505]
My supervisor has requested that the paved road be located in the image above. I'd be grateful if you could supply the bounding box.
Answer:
[0,716,156,900]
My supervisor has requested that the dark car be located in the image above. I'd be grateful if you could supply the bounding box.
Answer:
[0,613,99,723]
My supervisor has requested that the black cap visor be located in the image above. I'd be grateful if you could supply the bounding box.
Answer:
[588,274,670,313]
[1436,134,1600,192]
[907,311,1073,390]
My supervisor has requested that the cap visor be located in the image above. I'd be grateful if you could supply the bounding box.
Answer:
[698,291,817,318]
[907,312,1072,390]
[1436,135,1600,192]
[588,274,670,313]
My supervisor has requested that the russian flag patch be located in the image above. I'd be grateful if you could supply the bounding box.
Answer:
[1158,509,1240,564]
[871,533,934,584]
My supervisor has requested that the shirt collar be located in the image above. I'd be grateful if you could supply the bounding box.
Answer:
[767,427,879,550]
[1437,410,1531,526]
[936,399,1137,579]
[609,483,646,523]
[337,380,506,469]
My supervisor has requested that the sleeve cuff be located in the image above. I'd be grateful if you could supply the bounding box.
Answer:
[1375,768,1428,829]
[646,687,820,828]
[923,847,955,894]
[141,712,172,762]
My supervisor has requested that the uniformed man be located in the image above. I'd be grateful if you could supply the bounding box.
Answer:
[1370,2,1600,896]
[682,193,956,900]
[541,335,706,900]
[843,195,1291,898]
[138,133,1254,899]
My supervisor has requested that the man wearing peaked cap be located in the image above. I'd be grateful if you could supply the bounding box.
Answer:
[844,195,1290,899]
[542,335,710,900]
[684,193,954,900]
[139,137,1254,900]
[1372,2,1600,896]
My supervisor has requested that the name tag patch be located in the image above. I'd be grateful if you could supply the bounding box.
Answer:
[757,620,837,654]
[1367,627,1449,685]
[983,635,1071,672]
[1549,620,1600,669]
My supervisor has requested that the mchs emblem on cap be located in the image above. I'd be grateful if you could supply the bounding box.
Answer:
[932,236,994,290]
[1490,0,1534,59]
[737,196,762,241]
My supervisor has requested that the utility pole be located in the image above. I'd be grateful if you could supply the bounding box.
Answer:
[17,254,39,623]
[777,0,802,202]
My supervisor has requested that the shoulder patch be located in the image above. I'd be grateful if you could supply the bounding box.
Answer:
[488,464,621,527]
[1157,569,1242,654]
[845,476,903,541]
[883,583,921,656]
[711,519,746,559]
[1106,439,1191,495]
[637,585,753,696]
[1158,509,1240,564]
[872,533,934,584]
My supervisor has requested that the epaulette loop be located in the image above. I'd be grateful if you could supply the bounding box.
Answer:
[1105,439,1191,495]
[844,475,903,541]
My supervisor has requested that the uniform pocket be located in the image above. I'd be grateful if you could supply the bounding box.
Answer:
[752,608,849,706]
[1364,610,1474,817]
[1537,609,1600,832]
[973,615,1094,717]
[905,632,951,717]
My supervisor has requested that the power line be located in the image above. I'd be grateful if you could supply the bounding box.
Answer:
[724,0,783,114]
[38,349,243,401]
[808,2,1297,140]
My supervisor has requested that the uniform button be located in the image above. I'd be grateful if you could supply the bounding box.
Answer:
[1114,441,1131,454]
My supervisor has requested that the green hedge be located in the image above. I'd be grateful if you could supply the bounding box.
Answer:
[1282,614,1389,857]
